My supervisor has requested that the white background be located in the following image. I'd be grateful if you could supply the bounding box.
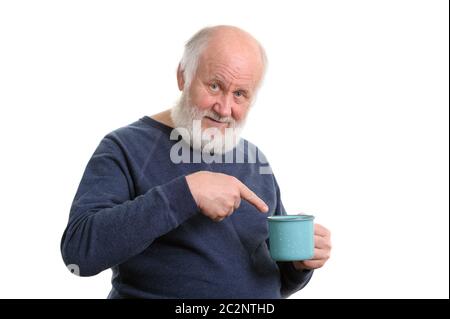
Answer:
[0,0,448,299]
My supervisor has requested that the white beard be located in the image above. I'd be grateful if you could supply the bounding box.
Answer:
[170,90,247,155]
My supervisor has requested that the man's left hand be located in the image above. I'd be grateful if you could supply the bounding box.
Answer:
[293,223,332,271]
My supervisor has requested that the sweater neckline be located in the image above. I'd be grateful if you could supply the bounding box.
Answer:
[140,116,174,135]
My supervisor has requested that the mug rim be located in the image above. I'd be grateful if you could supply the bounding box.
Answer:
[267,214,314,221]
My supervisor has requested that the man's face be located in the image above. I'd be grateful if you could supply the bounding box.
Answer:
[171,32,264,154]
[187,49,262,134]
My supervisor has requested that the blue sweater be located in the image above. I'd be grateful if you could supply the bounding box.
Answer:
[61,116,313,298]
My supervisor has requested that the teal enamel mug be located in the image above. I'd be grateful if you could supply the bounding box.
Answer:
[267,214,315,261]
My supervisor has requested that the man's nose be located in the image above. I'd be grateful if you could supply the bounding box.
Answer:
[213,94,233,118]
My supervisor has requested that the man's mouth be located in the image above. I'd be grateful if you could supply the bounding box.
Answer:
[204,116,230,127]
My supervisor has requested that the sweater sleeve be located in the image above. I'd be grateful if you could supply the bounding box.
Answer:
[60,135,199,277]
[272,176,314,298]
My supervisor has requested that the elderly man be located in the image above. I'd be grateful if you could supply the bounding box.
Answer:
[61,25,331,299]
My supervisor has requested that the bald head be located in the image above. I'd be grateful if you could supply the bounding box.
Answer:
[171,26,267,154]
[179,25,267,89]
[203,26,265,64]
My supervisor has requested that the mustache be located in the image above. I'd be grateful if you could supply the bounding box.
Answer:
[202,111,234,124]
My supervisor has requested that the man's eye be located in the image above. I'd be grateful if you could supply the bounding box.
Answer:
[234,91,244,97]
[210,83,219,91]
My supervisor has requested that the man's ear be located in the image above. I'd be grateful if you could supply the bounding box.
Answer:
[177,64,185,91]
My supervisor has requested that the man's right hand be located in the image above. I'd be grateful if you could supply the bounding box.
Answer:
[185,171,269,222]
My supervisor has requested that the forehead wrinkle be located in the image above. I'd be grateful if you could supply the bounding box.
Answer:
[206,62,256,89]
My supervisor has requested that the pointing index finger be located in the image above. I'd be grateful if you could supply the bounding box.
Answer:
[238,181,269,213]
